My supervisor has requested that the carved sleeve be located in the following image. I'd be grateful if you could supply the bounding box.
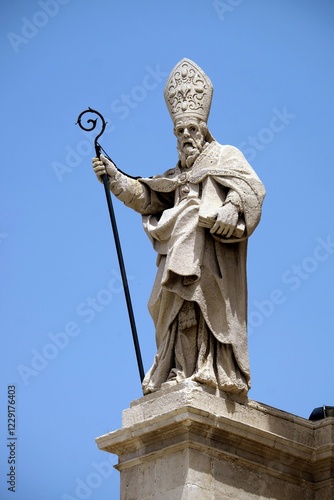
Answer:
[223,190,243,212]
[108,170,173,215]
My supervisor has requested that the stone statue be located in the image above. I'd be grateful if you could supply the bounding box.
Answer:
[93,58,265,397]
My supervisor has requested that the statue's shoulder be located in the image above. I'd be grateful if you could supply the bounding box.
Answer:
[163,166,180,178]
[211,142,252,167]
[193,142,243,171]
[141,164,179,181]
[140,164,180,192]
[200,141,243,160]
[216,143,245,158]
[151,164,180,180]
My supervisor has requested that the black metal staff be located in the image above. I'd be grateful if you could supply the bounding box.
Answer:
[76,107,145,384]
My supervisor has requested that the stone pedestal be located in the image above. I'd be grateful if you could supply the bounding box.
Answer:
[96,382,334,499]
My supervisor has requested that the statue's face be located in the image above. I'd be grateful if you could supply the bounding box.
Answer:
[174,118,205,157]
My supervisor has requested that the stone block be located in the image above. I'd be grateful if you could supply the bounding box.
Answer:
[96,382,334,499]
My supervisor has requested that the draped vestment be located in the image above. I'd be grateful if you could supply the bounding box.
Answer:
[109,142,265,395]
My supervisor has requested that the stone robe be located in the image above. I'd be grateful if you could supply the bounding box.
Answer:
[109,141,265,395]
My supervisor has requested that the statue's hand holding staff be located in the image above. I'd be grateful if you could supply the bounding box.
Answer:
[92,155,117,183]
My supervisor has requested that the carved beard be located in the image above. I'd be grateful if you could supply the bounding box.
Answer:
[178,143,203,169]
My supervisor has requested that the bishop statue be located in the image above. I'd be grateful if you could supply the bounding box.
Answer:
[93,58,265,397]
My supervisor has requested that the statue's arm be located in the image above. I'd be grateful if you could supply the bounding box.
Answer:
[92,155,171,215]
[209,149,265,238]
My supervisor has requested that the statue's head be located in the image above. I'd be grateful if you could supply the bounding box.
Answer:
[164,58,214,167]
[174,117,208,168]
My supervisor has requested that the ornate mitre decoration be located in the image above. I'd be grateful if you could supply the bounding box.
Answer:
[164,58,213,124]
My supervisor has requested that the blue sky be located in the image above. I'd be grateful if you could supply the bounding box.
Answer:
[1,0,334,498]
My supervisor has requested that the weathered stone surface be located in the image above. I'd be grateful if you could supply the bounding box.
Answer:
[92,58,266,397]
[96,383,334,499]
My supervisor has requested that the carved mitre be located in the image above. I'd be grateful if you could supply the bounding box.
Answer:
[164,58,213,125]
